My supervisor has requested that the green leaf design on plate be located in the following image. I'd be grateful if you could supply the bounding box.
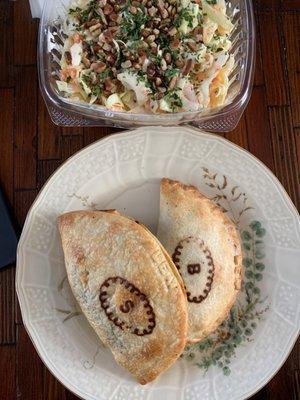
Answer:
[200,167,254,225]
[244,328,253,336]
[181,167,268,377]
[223,366,231,376]
[245,270,254,279]
[243,242,251,251]
[256,228,266,237]
[250,221,261,230]
[255,263,265,271]
[241,231,252,241]
[182,214,268,373]
[63,311,81,323]
[254,273,263,281]
[243,258,252,268]
[255,249,265,259]
[253,287,260,295]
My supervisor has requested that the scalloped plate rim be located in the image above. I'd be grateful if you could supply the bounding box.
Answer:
[16,126,300,400]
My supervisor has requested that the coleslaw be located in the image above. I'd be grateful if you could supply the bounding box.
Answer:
[56,0,235,113]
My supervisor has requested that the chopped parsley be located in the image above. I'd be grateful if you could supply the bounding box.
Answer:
[137,70,155,92]
[169,48,180,60]
[127,39,145,51]
[70,0,97,24]
[59,0,234,113]
[164,68,180,79]
[69,6,82,14]
[164,88,183,112]
[175,8,194,29]
[207,44,224,52]
[81,69,112,99]
[91,85,102,97]
[119,6,149,42]
[157,33,169,48]
[98,70,112,81]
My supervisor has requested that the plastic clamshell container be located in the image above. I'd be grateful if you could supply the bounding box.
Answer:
[38,0,255,131]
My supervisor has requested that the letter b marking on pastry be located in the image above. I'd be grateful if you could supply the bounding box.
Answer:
[172,237,215,303]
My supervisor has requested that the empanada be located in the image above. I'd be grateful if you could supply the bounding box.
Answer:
[157,179,242,343]
[58,210,188,384]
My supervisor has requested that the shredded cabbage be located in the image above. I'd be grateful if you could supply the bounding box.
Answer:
[117,71,150,106]
[178,78,199,111]
[202,0,234,33]
[56,81,69,92]
[197,51,229,107]
[178,3,200,35]
[70,42,83,66]
[209,54,235,107]
[55,0,236,113]
[106,93,124,111]
[203,18,218,45]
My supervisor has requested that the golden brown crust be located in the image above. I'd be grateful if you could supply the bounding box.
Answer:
[158,178,242,343]
[111,213,187,297]
[138,222,187,296]
[58,210,188,384]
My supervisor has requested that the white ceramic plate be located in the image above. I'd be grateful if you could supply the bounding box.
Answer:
[16,127,300,400]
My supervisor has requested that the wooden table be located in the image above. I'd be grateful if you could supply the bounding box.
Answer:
[0,0,299,398]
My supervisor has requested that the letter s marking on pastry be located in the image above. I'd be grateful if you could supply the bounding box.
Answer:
[99,276,156,335]
[119,300,134,313]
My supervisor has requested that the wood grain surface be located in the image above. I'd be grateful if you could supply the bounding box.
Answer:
[0,0,299,398]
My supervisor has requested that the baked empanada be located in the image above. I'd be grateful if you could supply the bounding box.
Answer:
[157,178,242,343]
[58,210,188,384]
